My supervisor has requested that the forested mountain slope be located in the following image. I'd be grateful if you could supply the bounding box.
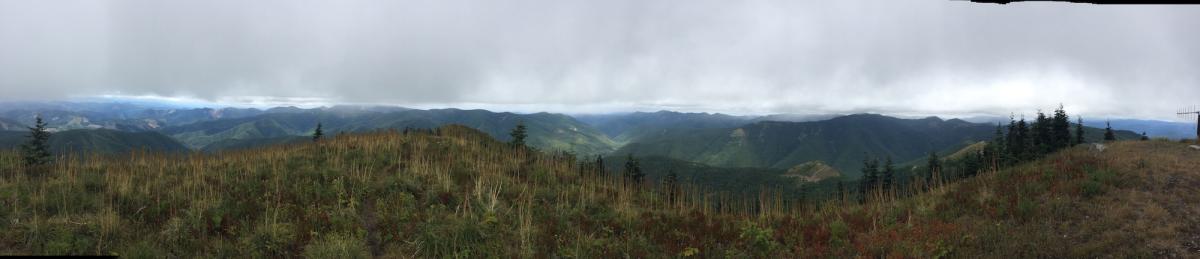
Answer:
[0,129,188,154]
[161,109,618,155]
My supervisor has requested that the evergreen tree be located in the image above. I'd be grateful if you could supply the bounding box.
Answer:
[312,122,324,142]
[1074,117,1085,145]
[836,181,845,202]
[962,151,984,178]
[1032,110,1050,155]
[623,153,645,184]
[881,156,894,192]
[987,123,1007,167]
[865,157,879,191]
[1140,132,1149,141]
[1051,105,1071,151]
[1005,115,1020,161]
[859,156,879,199]
[576,160,589,176]
[925,151,940,184]
[509,121,528,148]
[797,185,809,209]
[595,155,605,177]
[21,115,52,167]
[868,158,879,191]
[662,170,679,202]
[1015,117,1031,161]
[1103,121,1116,141]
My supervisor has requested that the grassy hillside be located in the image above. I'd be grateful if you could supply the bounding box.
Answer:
[346,109,617,156]
[200,136,311,153]
[1,125,1196,257]
[601,155,835,201]
[0,129,189,155]
[899,140,1200,257]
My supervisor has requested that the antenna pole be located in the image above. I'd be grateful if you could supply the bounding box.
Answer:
[1180,107,1200,144]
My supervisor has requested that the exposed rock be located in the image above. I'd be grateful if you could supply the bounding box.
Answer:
[729,128,746,138]
[784,161,841,183]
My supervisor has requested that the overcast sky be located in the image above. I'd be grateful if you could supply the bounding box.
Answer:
[1,0,1198,119]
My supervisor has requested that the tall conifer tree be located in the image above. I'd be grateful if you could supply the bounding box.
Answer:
[1051,105,1071,151]
[925,151,940,186]
[312,122,324,142]
[881,156,894,192]
[21,115,52,167]
[509,121,528,148]
[836,181,845,201]
[1074,117,1085,145]
[623,153,644,184]
[1005,115,1020,161]
[1032,111,1051,155]
[662,170,679,201]
[1015,117,1031,161]
[987,123,1006,167]
[594,155,605,177]
[860,156,879,199]
[1104,121,1116,141]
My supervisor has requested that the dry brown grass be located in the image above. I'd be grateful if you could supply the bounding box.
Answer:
[1,127,1197,257]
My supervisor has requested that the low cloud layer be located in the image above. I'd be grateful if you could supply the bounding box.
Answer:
[1,0,1198,119]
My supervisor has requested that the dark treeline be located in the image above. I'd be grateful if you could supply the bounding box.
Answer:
[848,104,1090,204]
[504,105,1097,212]
[620,104,1101,208]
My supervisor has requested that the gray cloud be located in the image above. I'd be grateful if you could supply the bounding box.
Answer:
[1,0,1198,119]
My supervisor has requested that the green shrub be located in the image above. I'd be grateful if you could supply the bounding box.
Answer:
[159,217,194,251]
[80,171,106,193]
[242,220,296,258]
[829,219,849,248]
[1088,168,1116,186]
[1080,180,1104,198]
[303,232,371,259]
[739,221,777,254]
[38,221,96,255]
[1081,168,1115,198]
[1015,197,1037,221]
[120,240,167,259]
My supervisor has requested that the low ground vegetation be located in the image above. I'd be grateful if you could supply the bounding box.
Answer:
[0,125,1196,257]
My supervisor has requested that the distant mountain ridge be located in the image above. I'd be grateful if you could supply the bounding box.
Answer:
[0,101,1160,161]
[612,114,993,176]
[162,108,618,155]
[0,102,410,132]
[574,110,757,144]
[0,118,24,131]
[1083,119,1195,140]
[200,136,310,153]
[612,114,1142,178]
[0,129,189,154]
